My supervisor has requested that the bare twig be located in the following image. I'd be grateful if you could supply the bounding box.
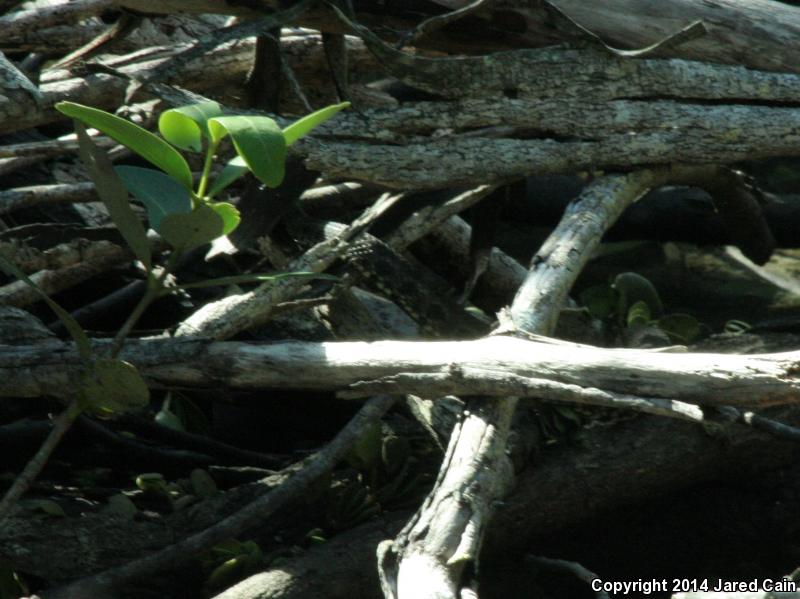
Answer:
[0,399,83,520]
[44,395,397,599]
[47,11,142,70]
[0,182,97,214]
[398,0,491,47]
[174,192,404,339]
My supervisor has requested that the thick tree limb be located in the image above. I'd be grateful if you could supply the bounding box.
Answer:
[374,171,669,599]
[1,335,799,407]
[339,21,800,101]
[0,32,377,135]
[525,0,800,73]
[300,119,800,189]
[13,0,798,78]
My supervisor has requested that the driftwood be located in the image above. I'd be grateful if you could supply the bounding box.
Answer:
[9,0,798,73]
[2,335,800,409]
[3,1,800,599]
[0,32,378,135]
[4,403,788,599]
[8,400,792,599]
[211,403,800,599]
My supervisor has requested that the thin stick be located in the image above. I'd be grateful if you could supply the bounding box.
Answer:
[0,398,83,520]
[44,395,397,599]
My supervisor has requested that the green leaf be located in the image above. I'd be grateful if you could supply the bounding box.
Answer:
[0,253,93,366]
[657,313,702,344]
[160,204,225,251]
[204,539,263,591]
[78,358,150,416]
[56,101,193,189]
[25,499,66,518]
[205,557,246,591]
[209,202,240,236]
[579,284,617,320]
[135,472,167,493]
[173,271,337,290]
[104,493,138,520]
[613,272,663,320]
[723,319,751,335]
[155,396,185,432]
[74,122,152,271]
[157,394,211,435]
[346,422,382,473]
[207,156,248,198]
[158,101,223,152]
[190,468,217,498]
[626,300,651,328]
[80,359,150,416]
[283,101,350,146]
[208,115,286,187]
[115,165,192,231]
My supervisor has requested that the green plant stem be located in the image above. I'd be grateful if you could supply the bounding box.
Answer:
[0,233,183,521]
[110,251,182,358]
[196,140,219,200]
[0,398,83,521]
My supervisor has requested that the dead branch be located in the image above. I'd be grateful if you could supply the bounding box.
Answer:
[4,400,799,596]
[0,182,97,214]
[174,192,402,338]
[43,395,398,599]
[506,0,800,73]
[117,0,800,75]
[2,326,799,407]
[0,32,377,135]
[374,169,668,598]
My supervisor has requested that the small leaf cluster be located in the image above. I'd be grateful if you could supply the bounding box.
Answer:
[323,426,433,532]
[134,467,218,513]
[201,539,264,594]
[55,100,349,253]
[580,271,704,345]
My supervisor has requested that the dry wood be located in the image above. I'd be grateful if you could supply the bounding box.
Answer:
[6,402,799,597]
[108,0,800,75]
[174,192,402,339]
[2,2,800,598]
[0,182,97,214]
[3,330,799,408]
[44,395,398,599]
[518,0,800,74]
[0,32,377,136]
[374,170,667,598]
